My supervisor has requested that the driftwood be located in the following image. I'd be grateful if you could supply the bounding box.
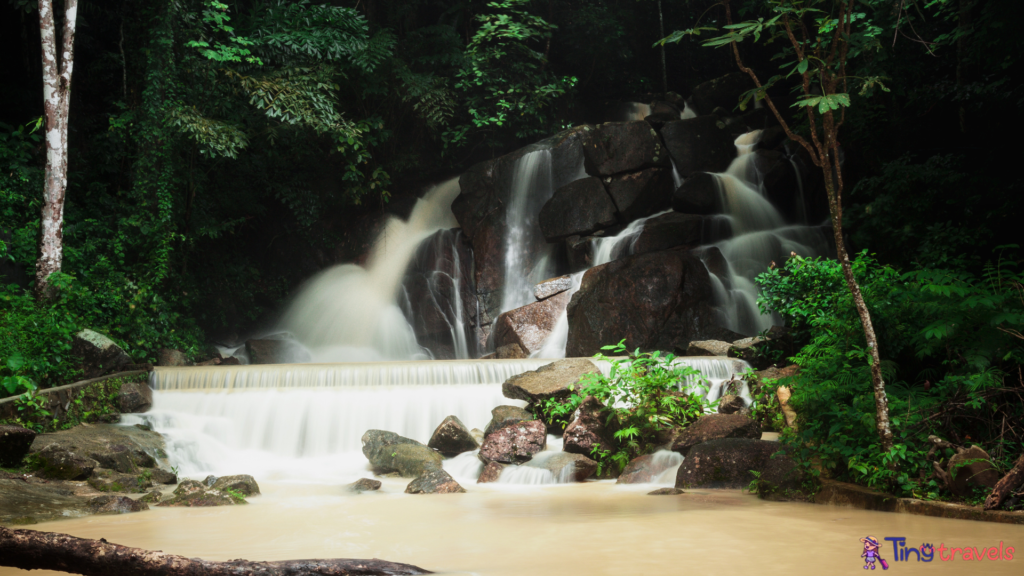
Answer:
[0,527,431,576]
[985,454,1024,511]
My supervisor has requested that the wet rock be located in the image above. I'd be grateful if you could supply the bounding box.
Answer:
[149,468,177,485]
[670,414,762,456]
[492,291,571,355]
[675,438,800,490]
[495,343,528,359]
[566,248,727,357]
[87,469,153,493]
[631,213,712,256]
[581,121,669,176]
[565,235,594,272]
[362,430,443,477]
[686,340,731,357]
[34,445,99,481]
[948,446,1000,496]
[72,329,134,378]
[347,478,382,492]
[617,452,684,484]
[245,338,305,364]
[534,275,574,301]
[118,381,153,414]
[31,423,168,471]
[0,479,91,525]
[526,452,597,482]
[211,474,261,497]
[88,495,149,515]
[479,420,547,464]
[690,72,755,116]
[0,425,35,467]
[644,112,680,130]
[406,467,466,494]
[428,415,480,457]
[717,395,747,415]
[202,475,219,487]
[87,444,155,473]
[158,481,239,507]
[139,490,163,504]
[539,177,618,242]
[563,396,617,457]
[484,405,535,436]
[671,172,720,215]
[648,487,685,495]
[477,461,505,483]
[502,358,600,404]
[156,348,189,367]
[604,167,674,221]
[661,117,736,178]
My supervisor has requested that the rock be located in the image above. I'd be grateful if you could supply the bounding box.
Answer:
[87,444,154,474]
[202,475,219,487]
[157,481,239,507]
[526,452,597,482]
[33,445,99,481]
[173,479,207,496]
[479,420,547,464]
[616,452,685,484]
[0,425,35,467]
[717,395,746,415]
[563,396,617,457]
[118,381,153,414]
[244,339,296,364]
[648,487,685,495]
[495,343,528,359]
[211,474,261,497]
[29,423,167,478]
[88,495,149,515]
[72,329,134,378]
[644,112,680,129]
[361,430,443,478]
[539,177,618,242]
[534,275,574,301]
[346,478,382,492]
[670,413,762,456]
[948,446,1000,496]
[502,358,600,404]
[139,490,162,504]
[484,405,535,436]
[0,479,91,525]
[690,72,755,115]
[581,121,668,176]
[604,167,674,221]
[405,467,466,494]
[671,172,720,215]
[631,213,713,256]
[661,117,737,178]
[149,468,177,485]
[428,415,479,457]
[156,348,189,367]
[686,340,731,357]
[477,461,505,483]
[565,235,594,272]
[492,291,572,355]
[566,248,728,357]
[776,386,798,429]
[87,469,153,493]
[675,438,800,490]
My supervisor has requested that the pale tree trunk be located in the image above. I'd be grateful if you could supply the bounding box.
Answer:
[35,0,79,300]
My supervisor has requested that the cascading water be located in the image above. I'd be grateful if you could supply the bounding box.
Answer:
[278,179,461,362]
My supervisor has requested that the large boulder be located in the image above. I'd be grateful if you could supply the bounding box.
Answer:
[661,116,737,177]
[479,420,547,464]
[566,247,730,357]
[631,213,713,256]
[360,430,442,477]
[948,446,1000,497]
[428,415,479,457]
[675,438,800,490]
[526,452,597,482]
[671,172,720,214]
[211,474,261,497]
[484,405,535,436]
[33,445,99,481]
[616,452,685,484]
[502,358,600,404]
[29,424,166,477]
[405,467,466,494]
[118,381,153,414]
[347,478,381,492]
[492,291,571,355]
[0,425,35,467]
[670,413,762,456]
[539,177,618,242]
[581,121,669,176]
[690,72,756,115]
[604,167,674,221]
[72,329,133,378]
[563,396,617,457]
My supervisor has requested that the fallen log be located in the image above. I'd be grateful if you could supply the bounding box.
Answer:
[0,527,431,576]
[985,454,1024,511]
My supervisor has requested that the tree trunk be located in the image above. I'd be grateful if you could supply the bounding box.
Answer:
[35,0,79,300]
[657,0,667,93]
[984,454,1024,511]
[0,526,431,576]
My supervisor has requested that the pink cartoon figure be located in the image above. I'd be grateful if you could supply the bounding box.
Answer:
[860,536,889,570]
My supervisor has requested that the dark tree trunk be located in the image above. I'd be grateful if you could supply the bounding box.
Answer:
[984,454,1024,511]
[0,527,432,576]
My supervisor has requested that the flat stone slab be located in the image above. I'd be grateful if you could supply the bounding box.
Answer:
[813,480,1024,525]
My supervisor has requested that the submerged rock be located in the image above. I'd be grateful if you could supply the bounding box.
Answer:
[563,396,617,457]
[0,425,35,467]
[479,420,547,464]
[405,468,466,494]
[347,478,382,492]
[670,414,761,456]
[428,415,480,457]
[88,495,149,515]
[648,487,685,495]
[502,358,600,404]
[675,438,800,490]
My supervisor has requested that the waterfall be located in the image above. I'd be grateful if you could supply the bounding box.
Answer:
[278,179,461,362]
[500,150,558,314]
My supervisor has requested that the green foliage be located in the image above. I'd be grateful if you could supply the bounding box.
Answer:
[0,375,140,434]
[223,486,248,503]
